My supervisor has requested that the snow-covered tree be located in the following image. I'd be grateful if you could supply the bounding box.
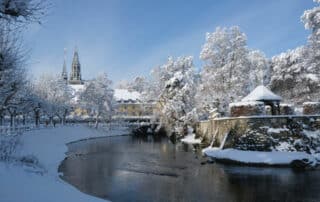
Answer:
[6,82,30,127]
[248,50,271,88]
[116,79,130,89]
[144,65,168,102]
[155,56,198,137]
[80,73,114,128]
[302,0,320,44]
[128,76,147,93]
[0,0,46,23]
[199,26,266,115]
[20,83,44,126]
[0,0,47,127]
[270,1,320,104]
[0,28,26,125]
[35,74,73,125]
[116,76,148,94]
[270,46,320,104]
[302,0,320,66]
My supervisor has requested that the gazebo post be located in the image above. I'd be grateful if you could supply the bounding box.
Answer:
[270,101,276,115]
[277,101,280,115]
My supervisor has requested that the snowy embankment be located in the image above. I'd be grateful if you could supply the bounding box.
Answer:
[181,127,201,144]
[202,147,319,166]
[0,125,128,202]
[181,133,201,144]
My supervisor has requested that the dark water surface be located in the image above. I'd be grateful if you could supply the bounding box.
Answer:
[59,135,320,202]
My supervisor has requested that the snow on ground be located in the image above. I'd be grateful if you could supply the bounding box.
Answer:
[267,127,289,134]
[202,147,318,166]
[0,125,128,202]
[303,129,320,138]
[275,142,293,151]
[181,133,201,144]
[181,127,201,144]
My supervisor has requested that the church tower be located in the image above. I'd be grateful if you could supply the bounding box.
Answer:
[69,47,83,85]
[61,49,68,83]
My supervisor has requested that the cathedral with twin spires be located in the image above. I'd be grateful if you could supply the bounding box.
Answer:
[61,48,84,85]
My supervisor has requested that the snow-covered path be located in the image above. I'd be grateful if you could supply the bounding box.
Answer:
[0,125,128,202]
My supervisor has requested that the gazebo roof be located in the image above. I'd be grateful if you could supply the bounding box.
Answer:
[242,85,282,102]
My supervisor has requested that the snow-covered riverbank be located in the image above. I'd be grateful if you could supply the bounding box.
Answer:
[203,147,319,167]
[0,125,128,202]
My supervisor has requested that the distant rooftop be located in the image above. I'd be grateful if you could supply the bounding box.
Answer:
[242,85,282,102]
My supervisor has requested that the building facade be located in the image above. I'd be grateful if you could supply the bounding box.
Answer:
[113,89,155,117]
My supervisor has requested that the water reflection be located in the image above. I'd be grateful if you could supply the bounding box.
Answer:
[59,135,320,202]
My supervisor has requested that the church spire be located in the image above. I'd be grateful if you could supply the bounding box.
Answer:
[69,47,83,85]
[61,48,68,83]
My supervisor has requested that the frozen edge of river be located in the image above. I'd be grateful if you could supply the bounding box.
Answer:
[0,125,128,202]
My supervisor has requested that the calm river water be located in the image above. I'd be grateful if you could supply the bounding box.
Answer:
[59,135,320,202]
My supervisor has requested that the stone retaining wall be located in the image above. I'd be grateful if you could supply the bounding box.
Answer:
[196,115,320,152]
[303,102,320,115]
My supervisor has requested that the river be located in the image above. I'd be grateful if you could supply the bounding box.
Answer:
[59,135,320,202]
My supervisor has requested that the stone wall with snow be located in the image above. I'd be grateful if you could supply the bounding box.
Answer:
[279,104,294,115]
[229,101,265,117]
[196,116,320,153]
[303,102,320,115]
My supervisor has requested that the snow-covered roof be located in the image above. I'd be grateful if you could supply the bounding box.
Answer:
[242,85,282,102]
[114,89,141,102]
[229,101,264,107]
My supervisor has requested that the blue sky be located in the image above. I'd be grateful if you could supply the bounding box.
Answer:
[24,0,315,83]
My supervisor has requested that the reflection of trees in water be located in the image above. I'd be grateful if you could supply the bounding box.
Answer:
[223,166,320,202]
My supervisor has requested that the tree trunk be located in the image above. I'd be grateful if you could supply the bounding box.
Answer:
[22,114,26,125]
[94,114,100,128]
[0,112,3,126]
[10,114,14,127]
[35,110,40,127]
[62,109,68,125]
[10,112,16,127]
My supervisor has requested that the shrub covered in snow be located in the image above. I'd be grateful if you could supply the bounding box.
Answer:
[229,101,265,117]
